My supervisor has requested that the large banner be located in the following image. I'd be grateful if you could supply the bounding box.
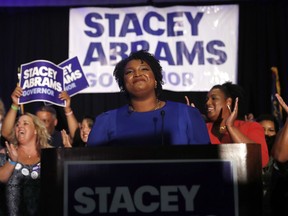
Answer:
[69,5,239,93]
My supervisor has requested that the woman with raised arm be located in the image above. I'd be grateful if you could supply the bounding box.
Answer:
[204,82,269,168]
[268,93,288,216]
[271,94,288,162]
[59,91,95,147]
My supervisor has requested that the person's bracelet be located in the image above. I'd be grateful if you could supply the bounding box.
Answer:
[65,111,73,116]
[11,104,19,111]
[8,159,17,166]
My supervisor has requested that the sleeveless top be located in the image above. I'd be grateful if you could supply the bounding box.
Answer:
[0,153,41,216]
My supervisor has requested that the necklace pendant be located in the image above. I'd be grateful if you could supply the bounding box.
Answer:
[219,125,227,132]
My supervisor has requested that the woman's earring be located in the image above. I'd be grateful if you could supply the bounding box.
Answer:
[227,104,231,113]
[155,81,157,88]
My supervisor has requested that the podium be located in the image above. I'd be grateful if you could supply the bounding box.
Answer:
[41,144,263,216]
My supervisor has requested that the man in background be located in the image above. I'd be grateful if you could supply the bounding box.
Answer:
[35,105,63,148]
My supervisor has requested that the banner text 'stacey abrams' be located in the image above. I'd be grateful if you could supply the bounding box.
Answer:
[69,5,239,93]
[19,57,89,106]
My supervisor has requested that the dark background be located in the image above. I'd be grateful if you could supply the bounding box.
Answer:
[0,0,287,130]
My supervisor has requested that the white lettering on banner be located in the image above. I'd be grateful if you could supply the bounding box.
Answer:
[22,77,62,91]
[64,70,82,84]
[22,88,55,96]
[73,185,200,214]
[63,63,73,74]
[63,63,83,84]
[23,66,57,79]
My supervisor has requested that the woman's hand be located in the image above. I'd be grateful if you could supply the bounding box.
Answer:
[5,141,18,162]
[225,97,239,127]
[184,96,195,107]
[276,93,288,113]
[272,93,288,162]
[11,86,23,106]
[61,129,72,148]
[59,91,71,109]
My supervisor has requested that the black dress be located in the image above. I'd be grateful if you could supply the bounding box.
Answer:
[0,154,41,216]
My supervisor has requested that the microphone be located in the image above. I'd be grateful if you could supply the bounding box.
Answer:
[160,110,165,146]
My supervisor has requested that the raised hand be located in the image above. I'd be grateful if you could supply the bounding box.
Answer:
[5,141,18,162]
[11,86,23,106]
[275,93,288,114]
[59,91,71,108]
[184,96,195,107]
[225,97,239,127]
[61,129,72,148]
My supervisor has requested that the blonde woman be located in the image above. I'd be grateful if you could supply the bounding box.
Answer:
[0,113,51,215]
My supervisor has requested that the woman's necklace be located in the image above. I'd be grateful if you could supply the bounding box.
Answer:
[129,99,161,112]
[23,151,33,159]
[219,125,227,132]
[19,148,38,160]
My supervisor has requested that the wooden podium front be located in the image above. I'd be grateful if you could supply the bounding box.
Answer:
[41,144,263,216]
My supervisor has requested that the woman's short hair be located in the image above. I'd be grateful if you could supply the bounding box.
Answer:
[211,81,247,119]
[113,50,164,98]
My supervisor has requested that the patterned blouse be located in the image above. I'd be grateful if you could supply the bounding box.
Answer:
[0,153,41,216]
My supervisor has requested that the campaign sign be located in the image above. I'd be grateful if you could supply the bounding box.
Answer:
[19,60,65,106]
[70,5,239,93]
[59,56,90,96]
[64,159,238,216]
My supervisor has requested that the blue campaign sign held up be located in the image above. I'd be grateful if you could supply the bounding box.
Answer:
[19,60,65,106]
[59,56,89,96]
[64,159,238,216]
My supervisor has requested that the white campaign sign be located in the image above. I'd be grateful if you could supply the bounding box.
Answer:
[69,5,239,93]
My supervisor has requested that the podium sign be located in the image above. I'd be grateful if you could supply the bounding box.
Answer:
[41,144,262,216]
[64,160,237,215]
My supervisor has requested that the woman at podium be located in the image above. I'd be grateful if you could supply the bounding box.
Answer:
[87,50,210,147]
